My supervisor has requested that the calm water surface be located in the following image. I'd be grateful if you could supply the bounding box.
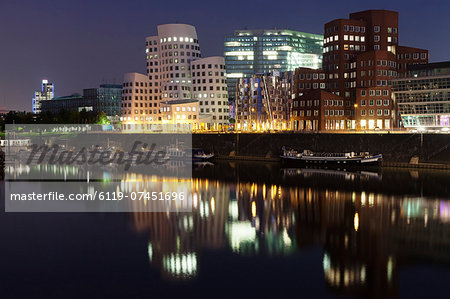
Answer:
[1,162,449,298]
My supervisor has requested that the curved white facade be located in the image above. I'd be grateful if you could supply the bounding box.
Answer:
[146,24,201,106]
[122,23,230,130]
[121,72,156,126]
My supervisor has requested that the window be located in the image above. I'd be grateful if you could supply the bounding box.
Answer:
[374,35,380,42]
[361,90,366,96]
[374,26,380,32]
[421,52,427,59]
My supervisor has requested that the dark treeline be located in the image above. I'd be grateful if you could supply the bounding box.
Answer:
[0,110,109,131]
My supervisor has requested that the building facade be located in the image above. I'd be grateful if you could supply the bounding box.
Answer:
[392,61,450,131]
[121,72,154,129]
[122,23,229,130]
[191,56,229,130]
[224,29,323,101]
[41,94,86,115]
[293,9,428,131]
[291,90,345,131]
[235,71,293,131]
[32,79,54,114]
[41,84,122,118]
[160,99,199,131]
[83,84,122,120]
[142,24,201,124]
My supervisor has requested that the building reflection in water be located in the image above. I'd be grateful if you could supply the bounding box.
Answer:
[6,163,450,297]
[126,171,449,298]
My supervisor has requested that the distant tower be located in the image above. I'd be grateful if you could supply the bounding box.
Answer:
[32,79,54,114]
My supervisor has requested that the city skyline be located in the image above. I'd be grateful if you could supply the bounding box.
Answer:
[0,0,449,111]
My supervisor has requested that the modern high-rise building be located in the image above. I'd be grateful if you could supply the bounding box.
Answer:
[293,9,429,132]
[392,61,450,131]
[224,29,323,101]
[32,79,54,114]
[144,24,201,118]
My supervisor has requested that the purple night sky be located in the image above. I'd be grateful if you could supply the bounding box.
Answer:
[0,0,448,111]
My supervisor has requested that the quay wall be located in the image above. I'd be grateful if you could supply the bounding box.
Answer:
[192,133,450,163]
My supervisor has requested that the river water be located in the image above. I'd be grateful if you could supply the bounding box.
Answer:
[1,162,449,298]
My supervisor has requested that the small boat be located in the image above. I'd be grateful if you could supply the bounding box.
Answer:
[166,146,214,162]
[281,147,382,167]
[191,148,215,162]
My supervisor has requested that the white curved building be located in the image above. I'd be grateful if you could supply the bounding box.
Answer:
[121,72,155,129]
[191,56,229,130]
[121,23,230,130]
[146,24,201,104]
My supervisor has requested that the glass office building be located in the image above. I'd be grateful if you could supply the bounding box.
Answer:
[224,29,323,101]
[392,61,450,131]
[83,84,123,118]
[32,79,54,114]
[41,84,122,120]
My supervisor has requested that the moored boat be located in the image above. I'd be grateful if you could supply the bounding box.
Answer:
[191,148,215,162]
[281,147,382,167]
[166,146,214,162]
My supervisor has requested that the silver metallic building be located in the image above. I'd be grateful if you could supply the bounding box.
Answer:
[392,61,450,131]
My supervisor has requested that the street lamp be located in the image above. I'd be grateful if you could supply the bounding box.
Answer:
[354,104,358,130]
[251,107,255,131]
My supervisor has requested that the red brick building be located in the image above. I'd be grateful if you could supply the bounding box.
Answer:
[397,46,429,76]
[292,9,428,132]
[292,90,346,131]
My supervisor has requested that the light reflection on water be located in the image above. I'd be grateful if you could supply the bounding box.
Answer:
[5,162,450,297]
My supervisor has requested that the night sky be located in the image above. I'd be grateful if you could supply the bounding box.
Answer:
[0,0,448,111]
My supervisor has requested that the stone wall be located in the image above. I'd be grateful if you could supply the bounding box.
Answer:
[193,133,450,163]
